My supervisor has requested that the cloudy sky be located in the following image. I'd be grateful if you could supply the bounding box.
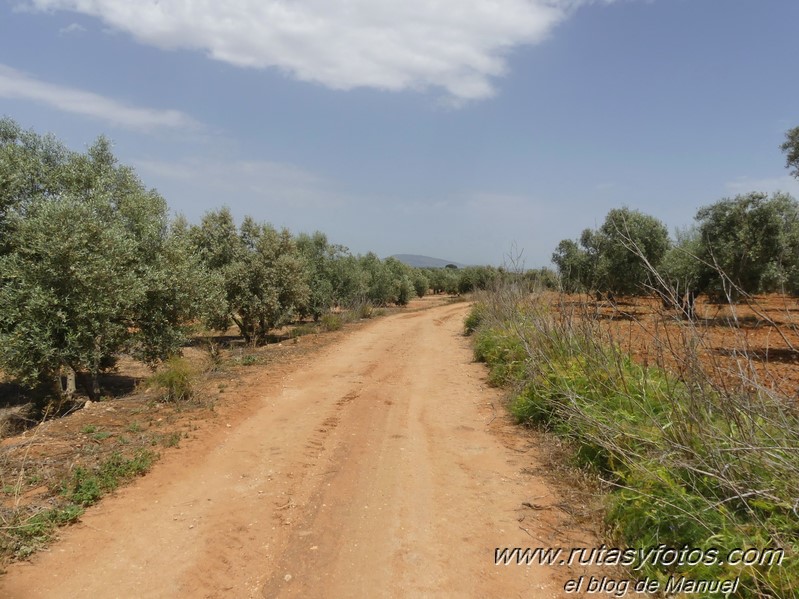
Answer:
[1,0,798,266]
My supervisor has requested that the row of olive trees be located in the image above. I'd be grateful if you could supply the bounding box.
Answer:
[0,119,218,400]
[553,193,799,307]
[422,265,556,296]
[552,127,799,310]
[551,207,671,296]
[188,208,433,344]
[0,119,435,400]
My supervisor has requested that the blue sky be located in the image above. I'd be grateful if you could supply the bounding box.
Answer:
[1,0,798,266]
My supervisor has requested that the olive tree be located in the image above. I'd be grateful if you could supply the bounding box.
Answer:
[0,118,72,252]
[1,196,142,398]
[359,253,396,305]
[191,209,309,344]
[412,270,429,298]
[0,134,213,399]
[296,231,337,321]
[552,208,669,296]
[427,268,458,295]
[693,191,799,299]
[456,266,499,294]
[384,257,414,306]
[594,207,670,296]
[328,253,369,308]
[658,226,704,317]
[781,126,799,179]
[551,239,591,293]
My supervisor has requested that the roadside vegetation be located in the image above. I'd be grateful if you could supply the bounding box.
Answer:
[466,127,799,597]
[470,289,798,596]
[0,117,518,424]
[1,441,156,561]
[0,118,530,566]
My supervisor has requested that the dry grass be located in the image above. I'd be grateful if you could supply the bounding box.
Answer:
[470,281,799,597]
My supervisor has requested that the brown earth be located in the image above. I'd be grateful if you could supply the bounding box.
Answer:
[553,293,799,398]
[0,300,603,598]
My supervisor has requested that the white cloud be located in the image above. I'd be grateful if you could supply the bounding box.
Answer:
[58,22,85,35]
[725,175,799,198]
[25,0,613,101]
[0,63,200,131]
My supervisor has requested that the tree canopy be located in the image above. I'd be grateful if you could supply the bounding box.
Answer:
[0,128,215,398]
[693,191,799,299]
[190,208,309,344]
[781,126,799,180]
[552,208,669,296]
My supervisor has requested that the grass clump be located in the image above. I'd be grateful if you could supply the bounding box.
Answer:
[61,449,156,507]
[473,325,528,387]
[469,289,799,597]
[0,505,84,560]
[158,432,181,448]
[201,339,224,372]
[291,322,317,338]
[148,356,195,402]
[463,303,485,335]
[1,449,157,561]
[238,354,260,366]
[357,303,374,319]
[320,313,343,331]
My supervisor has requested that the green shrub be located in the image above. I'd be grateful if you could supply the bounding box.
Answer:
[320,313,343,331]
[463,303,485,335]
[473,326,527,386]
[148,356,194,402]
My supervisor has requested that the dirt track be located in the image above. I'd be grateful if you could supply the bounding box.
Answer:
[0,302,595,598]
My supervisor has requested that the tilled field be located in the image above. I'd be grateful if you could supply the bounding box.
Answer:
[552,293,799,397]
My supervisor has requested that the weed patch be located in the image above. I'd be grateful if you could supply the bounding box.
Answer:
[320,313,343,331]
[238,354,260,366]
[148,357,194,402]
[61,449,156,507]
[1,505,84,560]
[1,449,156,562]
[470,289,799,596]
[463,303,485,335]
[157,432,181,448]
[357,303,374,319]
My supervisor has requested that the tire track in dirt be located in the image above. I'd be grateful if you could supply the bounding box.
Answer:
[0,302,599,598]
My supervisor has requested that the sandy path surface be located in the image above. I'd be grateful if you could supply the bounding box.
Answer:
[1,302,596,598]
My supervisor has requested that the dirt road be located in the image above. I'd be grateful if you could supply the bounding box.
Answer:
[1,302,596,598]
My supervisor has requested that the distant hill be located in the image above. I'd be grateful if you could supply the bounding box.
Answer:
[390,254,466,269]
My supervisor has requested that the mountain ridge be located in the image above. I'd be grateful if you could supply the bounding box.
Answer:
[390,254,467,268]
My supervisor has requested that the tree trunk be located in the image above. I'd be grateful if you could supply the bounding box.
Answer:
[231,315,251,344]
[62,367,76,398]
[77,371,101,401]
[89,372,100,401]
